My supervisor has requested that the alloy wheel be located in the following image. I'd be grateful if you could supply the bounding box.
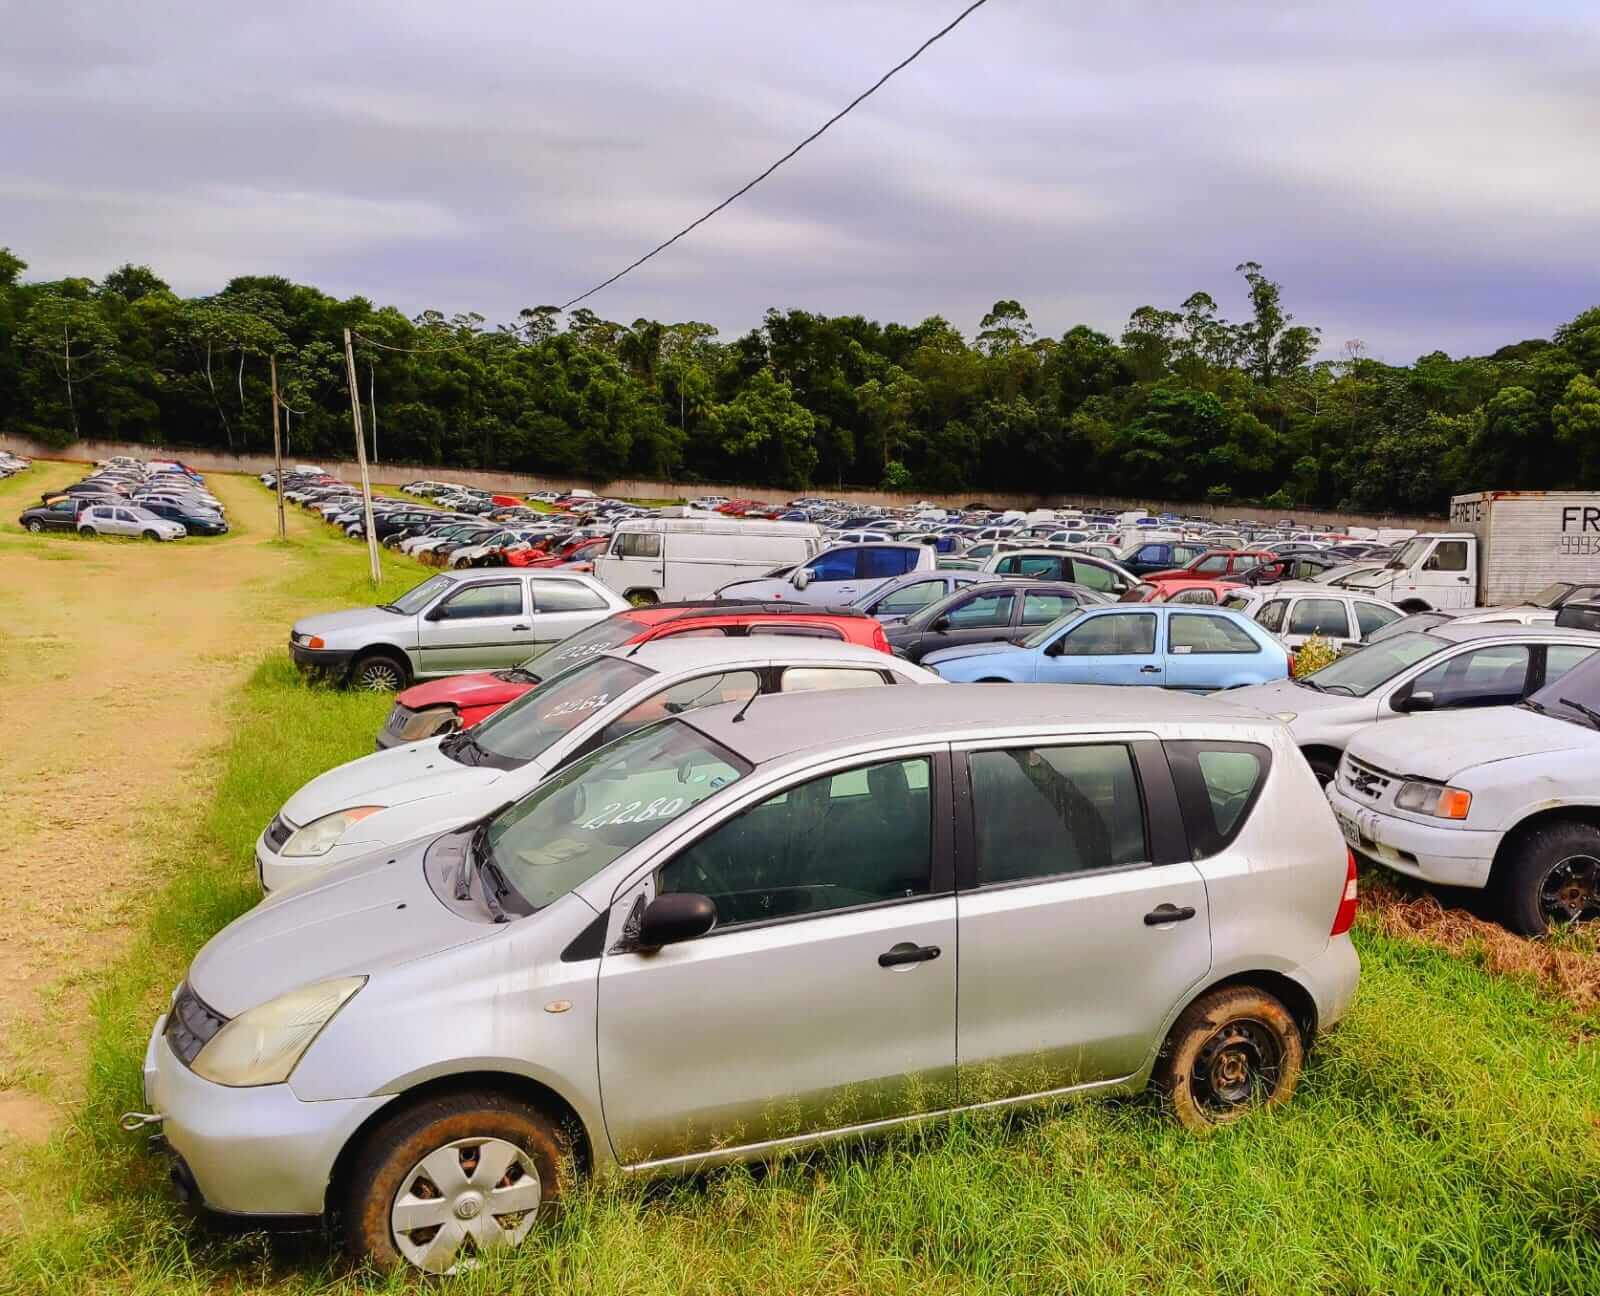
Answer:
[1540,853,1600,925]
[1189,1017,1283,1116]
[389,1137,541,1273]
[354,660,404,692]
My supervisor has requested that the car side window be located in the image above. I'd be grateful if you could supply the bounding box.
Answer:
[1354,602,1401,637]
[1255,599,1288,632]
[1058,613,1156,656]
[1164,741,1272,858]
[779,667,889,693]
[861,547,915,579]
[1543,644,1598,689]
[968,744,1147,883]
[1424,541,1468,572]
[875,580,946,614]
[657,756,933,928]
[1410,644,1531,707]
[1287,599,1352,638]
[946,591,1015,629]
[1022,592,1077,625]
[808,549,860,582]
[597,670,761,746]
[1193,555,1229,575]
[1136,545,1166,563]
[1068,559,1117,593]
[533,579,610,613]
[433,582,525,620]
[1169,614,1260,654]
[612,531,661,559]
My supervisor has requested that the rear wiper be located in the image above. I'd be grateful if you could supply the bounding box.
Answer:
[1558,696,1600,731]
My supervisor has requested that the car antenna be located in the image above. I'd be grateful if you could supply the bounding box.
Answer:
[730,688,761,724]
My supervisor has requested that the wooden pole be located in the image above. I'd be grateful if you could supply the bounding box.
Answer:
[343,328,382,585]
[270,352,286,540]
[369,360,378,465]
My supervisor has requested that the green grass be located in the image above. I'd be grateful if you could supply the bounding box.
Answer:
[4,488,1599,1293]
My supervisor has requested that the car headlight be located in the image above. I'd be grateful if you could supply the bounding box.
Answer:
[192,977,366,1086]
[397,705,459,741]
[1394,780,1472,819]
[1271,711,1298,723]
[280,806,384,857]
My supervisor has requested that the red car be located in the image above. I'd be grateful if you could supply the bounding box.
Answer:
[1122,577,1245,606]
[507,536,608,568]
[376,602,894,748]
[1143,549,1275,581]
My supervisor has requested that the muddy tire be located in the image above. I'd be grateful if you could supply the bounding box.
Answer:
[26,519,43,533]
[341,1090,567,1274]
[350,652,409,692]
[1496,820,1600,936]
[1154,985,1304,1131]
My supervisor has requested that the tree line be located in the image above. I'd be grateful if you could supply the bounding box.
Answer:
[2,246,1596,513]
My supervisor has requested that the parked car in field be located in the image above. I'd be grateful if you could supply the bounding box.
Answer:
[144,684,1357,1273]
[1327,649,1600,933]
[139,500,229,536]
[77,504,186,541]
[378,603,895,747]
[979,548,1139,597]
[923,604,1289,690]
[1239,584,1406,652]
[18,497,90,532]
[257,639,935,892]
[1228,624,1600,784]
[1123,578,1243,606]
[718,542,935,606]
[289,571,630,691]
[1143,549,1274,582]
[884,580,1107,663]
[849,570,983,619]
[1117,539,1214,577]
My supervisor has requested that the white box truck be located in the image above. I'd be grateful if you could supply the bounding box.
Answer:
[593,517,825,604]
[1340,492,1600,610]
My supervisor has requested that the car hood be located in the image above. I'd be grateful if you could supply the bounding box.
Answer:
[1225,678,1358,717]
[1346,705,1599,782]
[921,641,1020,666]
[282,740,504,825]
[292,607,407,640]
[398,671,531,712]
[188,842,486,1016]
[716,578,794,600]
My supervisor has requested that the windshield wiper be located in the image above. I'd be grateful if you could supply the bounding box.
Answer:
[1558,696,1600,731]
[455,799,517,918]
[441,729,487,766]
[1521,697,1547,714]
[498,666,541,684]
[1294,677,1325,692]
[376,602,404,614]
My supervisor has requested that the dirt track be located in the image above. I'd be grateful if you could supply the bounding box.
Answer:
[0,467,317,1147]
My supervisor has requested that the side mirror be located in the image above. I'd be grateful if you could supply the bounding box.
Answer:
[931,616,951,633]
[1044,635,1066,657]
[637,893,717,950]
[1396,690,1435,713]
[424,605,448,621]
[792,569,813,590]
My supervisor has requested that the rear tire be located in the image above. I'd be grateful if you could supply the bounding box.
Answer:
[1495,821,1600,935]
[341,1090,567,1274]
[78,526,96,537]
[350,653,409,692]
[1154,985,1304,1131]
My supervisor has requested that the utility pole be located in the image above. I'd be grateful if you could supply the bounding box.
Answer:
[369,360,379,465]
[343,328,382,585]
[270,353,286,539]
[63,325,78,439]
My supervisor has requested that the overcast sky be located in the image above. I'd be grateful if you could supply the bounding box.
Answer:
[5,0,1598,362]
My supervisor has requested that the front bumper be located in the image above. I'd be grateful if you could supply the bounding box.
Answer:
[141,1012,393,1218]
[255,827,381,894]
[1327,784,1499,888]
[289,640,357,675]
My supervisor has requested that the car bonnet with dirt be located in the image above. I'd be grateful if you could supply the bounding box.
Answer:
[143,684,1359,1275]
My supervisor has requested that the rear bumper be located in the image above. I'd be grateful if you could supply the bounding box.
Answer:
[1296,934,1361,1033]
[1327,784,1498,888]
[142,1012,392,1218]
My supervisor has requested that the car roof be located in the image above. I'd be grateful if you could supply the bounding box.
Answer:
[1429,622,1600,645]
[684,682,1269,766]
[600,636,898,674]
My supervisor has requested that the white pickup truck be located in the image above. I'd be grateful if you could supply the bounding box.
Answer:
[1341,491,1600,612]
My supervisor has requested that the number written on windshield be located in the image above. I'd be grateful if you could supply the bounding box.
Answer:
[543,693,610,720]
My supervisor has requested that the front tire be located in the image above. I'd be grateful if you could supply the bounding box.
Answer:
[342,1090,566,1274]
[1496,821,1600,935]
[1154,985,1304,1130]
[350,653,409,692]
[26,520,43,533]
[1305,753,1338,787]
[142,529,160,541]
[626,589,660,607]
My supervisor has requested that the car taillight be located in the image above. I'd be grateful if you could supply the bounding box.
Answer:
[872,624,891,653]
[1331,849,1358,936]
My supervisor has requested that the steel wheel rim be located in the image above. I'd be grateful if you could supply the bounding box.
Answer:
[354,661,403,692]
[1190,1016,1283,1116]
[27,521,42,532]
[390,1136,541,1273]
[1540,853,1600,926]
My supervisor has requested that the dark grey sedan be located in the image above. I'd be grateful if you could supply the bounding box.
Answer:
[885,580,1108,663]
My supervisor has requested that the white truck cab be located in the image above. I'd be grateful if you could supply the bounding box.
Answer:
[1342,533,1478,612]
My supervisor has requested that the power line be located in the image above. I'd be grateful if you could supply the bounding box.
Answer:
[559,0,993,311]
[351,330,482,355]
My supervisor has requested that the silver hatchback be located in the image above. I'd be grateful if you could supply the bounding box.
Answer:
[137,686,1358,1273]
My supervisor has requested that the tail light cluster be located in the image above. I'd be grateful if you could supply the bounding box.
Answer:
[1331,849,1359,936]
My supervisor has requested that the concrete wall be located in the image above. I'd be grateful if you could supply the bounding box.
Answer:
[0,431,1440,531]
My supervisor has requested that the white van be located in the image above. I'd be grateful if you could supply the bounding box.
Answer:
[594,517,825,603]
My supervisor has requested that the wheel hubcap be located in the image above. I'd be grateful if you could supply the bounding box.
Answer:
[390,1137,541,1274]
[1191,1017,1282,1116]
[1540,854,1600,925]
[355,663,401,691]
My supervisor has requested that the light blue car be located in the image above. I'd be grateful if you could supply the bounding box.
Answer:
[921,603,1290,691]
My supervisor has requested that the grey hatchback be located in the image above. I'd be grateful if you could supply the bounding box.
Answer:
[136,686,1358,1273]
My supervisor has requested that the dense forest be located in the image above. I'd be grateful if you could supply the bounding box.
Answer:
[1,246,1596,512]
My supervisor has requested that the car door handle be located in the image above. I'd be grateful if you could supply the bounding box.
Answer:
[512,623,530,631]
[1139,664,1161,674]
[878,942,941,967]
[1144,904,1197,926]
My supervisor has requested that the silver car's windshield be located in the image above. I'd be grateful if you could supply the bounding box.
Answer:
[383,574,452,615]
[1299,631,1447,696]
[467,655,654,765]
[486,719,749,909]
[1022,608,1087,649]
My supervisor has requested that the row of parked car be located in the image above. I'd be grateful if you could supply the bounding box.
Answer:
[0,449,31,481]
[18,456,227,540]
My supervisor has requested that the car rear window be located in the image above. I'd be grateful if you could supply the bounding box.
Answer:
[1164,741,1272,857]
